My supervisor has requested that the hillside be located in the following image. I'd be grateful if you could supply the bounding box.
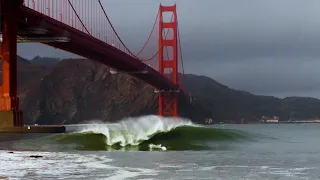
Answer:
[184,74,320,122]
[12,56,320,124]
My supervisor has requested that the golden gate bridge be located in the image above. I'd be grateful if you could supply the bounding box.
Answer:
[0,0,188,130]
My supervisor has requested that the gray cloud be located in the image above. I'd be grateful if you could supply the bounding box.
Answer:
[17,0,320,98]
[191,58,320,97]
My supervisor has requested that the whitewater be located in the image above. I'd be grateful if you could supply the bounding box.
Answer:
[76,115,195,149]
[50,115,242,151]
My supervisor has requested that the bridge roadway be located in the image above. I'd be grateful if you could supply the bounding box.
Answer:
[16,6,181,92]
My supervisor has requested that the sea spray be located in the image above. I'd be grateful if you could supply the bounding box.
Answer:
[78,115,195,146]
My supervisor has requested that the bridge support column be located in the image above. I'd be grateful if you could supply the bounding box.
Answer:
[0,0,23,127]
[158,5,179,117]
[159,91,178,117]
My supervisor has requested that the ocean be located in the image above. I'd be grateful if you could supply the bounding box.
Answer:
[0,115,319,180]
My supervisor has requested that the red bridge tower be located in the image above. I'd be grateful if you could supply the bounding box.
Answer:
[0,0,23,127]
[158,5,179,117]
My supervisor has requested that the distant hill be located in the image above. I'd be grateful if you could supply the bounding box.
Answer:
[184,74,320,122]
[30,56,60,67]
[10,56,320,124]
[18,55,33,65]
[0,55,32,68]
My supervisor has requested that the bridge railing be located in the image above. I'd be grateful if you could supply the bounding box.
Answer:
[23,0,132,55]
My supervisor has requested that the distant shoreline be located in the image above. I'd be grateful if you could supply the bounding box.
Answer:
[261,121,320,124]
[201,121,320,125]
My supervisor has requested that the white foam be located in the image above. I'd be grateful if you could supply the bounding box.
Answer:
[0,151,158,179]
[107,168,158,180]
[78,115,195,146]
[149,144,167,151]
[198,165,313,177]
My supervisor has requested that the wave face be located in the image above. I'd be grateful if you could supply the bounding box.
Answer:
[45,115,249,151]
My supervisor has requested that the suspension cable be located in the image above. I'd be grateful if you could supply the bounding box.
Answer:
[140,14,174,61]
[67,0,91,35]
[177,21,185,87]
[135,10,160,57]
[71,1,174,64]
[98,0,138,58]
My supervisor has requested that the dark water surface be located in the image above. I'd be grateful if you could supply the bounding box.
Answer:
[0,116,319,179]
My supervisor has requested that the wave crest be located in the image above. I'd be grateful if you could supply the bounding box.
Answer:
[78,115,195,146]
[43,115,249,151]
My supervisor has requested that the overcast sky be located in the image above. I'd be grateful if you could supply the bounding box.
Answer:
[17,0,320,99]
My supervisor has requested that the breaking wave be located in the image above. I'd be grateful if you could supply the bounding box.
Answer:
[42,115,250,151]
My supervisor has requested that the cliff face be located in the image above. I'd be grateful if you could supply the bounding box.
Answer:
[20,59,160,124]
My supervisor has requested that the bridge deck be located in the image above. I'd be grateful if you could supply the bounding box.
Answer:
[17,6,181,91]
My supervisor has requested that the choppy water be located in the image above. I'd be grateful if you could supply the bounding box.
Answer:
[0,115,320,179]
